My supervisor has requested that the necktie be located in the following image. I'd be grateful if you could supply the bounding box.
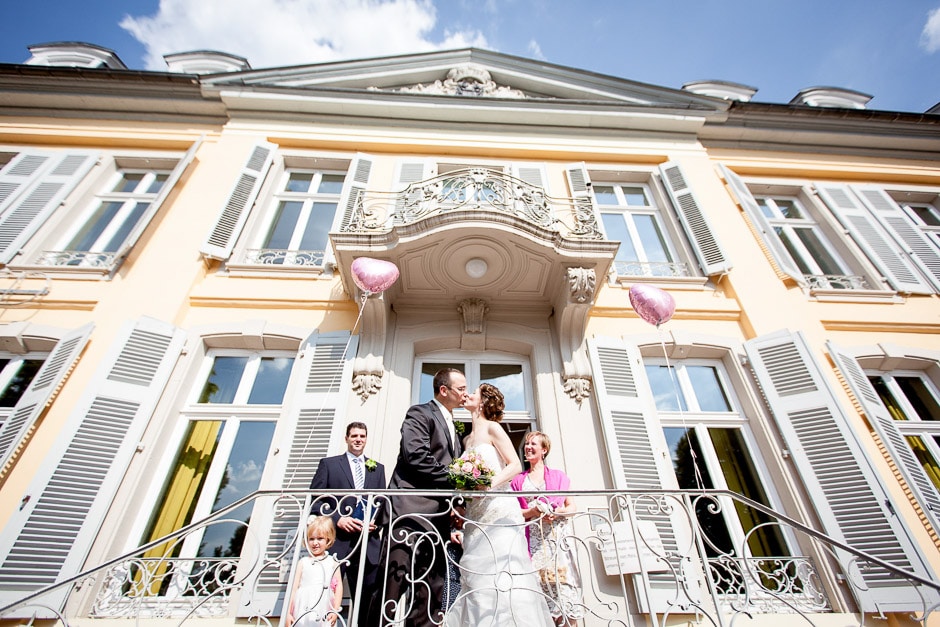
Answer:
[353,456,364,489]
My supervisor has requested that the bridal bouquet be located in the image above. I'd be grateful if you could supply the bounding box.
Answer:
[447,450,495,490]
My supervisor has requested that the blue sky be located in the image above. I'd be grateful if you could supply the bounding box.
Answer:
[2,0,939,113]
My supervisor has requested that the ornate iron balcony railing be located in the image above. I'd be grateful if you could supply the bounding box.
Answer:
[2,489,938,627]
[244,249,327,267]
[345,168,603,240]
[37,250,117,268]
[612,260,693,278]
[805,274,870,290]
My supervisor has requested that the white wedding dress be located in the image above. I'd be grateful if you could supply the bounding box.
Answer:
[445,443,555,627]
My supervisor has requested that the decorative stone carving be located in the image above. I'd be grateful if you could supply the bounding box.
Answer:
[563,376,592,405]
[567,267,596,303]
[458,298,489,334]
[555,267,597,405]
[388,63,526,99]
[352,372,384,401]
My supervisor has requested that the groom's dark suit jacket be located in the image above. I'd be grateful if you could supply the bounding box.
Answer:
[388,399,462,523]
[309,453,387,566]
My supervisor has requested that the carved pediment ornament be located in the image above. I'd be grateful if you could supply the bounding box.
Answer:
[556,267,597,405]
[385,63,526,99]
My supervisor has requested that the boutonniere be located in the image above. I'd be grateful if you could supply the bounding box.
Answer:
[453,421,466,436]
[364,458,377,472]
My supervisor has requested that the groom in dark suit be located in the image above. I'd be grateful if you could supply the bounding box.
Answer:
[310,421,387,627]
[382,368,467,627]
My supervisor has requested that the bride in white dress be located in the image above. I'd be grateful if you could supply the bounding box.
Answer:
[445,383,554,627]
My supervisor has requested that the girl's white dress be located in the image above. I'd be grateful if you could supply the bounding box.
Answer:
[292,554,340,627]
[444,443,554,626]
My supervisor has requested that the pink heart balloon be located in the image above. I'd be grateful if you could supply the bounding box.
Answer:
[629,284,676,327]
[351,257,400,294]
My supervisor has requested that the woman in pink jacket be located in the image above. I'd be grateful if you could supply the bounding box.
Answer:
[511,431,583,626]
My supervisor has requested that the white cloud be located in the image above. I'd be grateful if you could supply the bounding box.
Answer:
[920,6,940,53]
[527,39,545,61]
[121,0,489,71]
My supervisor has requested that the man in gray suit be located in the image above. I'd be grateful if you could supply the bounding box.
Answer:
[381,368,467,627]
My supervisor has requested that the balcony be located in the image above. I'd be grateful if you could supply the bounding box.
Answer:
[4,489,938,626]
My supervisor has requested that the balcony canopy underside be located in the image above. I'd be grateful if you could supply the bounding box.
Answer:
[331,212,617,313]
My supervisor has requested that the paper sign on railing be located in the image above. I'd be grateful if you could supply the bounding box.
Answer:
[597,519,667,575]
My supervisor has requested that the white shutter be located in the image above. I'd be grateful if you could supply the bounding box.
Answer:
[512,163,546,188]
[564,162,601,237]
[718,164,805,285]
[744,330,936,613]
[587,336,700,615]
[852,186,940,292]
[200,142,276,260]
[827,341,940,536]
[658,161,731,276]
[112,138,202,264]
[0,323,93,472]
[334,153,375,234]
[0,152,56,210]
[0,152,98,264]
[816,183,932,294]
[238,330,358,617]
[392,160,435,224]
[0,317,185,614]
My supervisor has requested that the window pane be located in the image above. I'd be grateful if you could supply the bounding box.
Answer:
[793,228,844,275]
[709,428,788,557]
[634,214,671,263]
[910,204,940,227]
[480,363,524,412]
[113,172,145,193]
[318,174,345,194]
[686,366,731,412]
[419,362,465,402]
[775,227,813,274]
[646,365,687,411]
[198,421,276,558]
[663,427,732,555]
[298,201,337,251]
[246,357,294,404]
[622,186,647,206]
[593,185,618,205]
[870,376,909,421]
[908,435,940,492]
[285,172,313,193]
[602,213,638,262]
[68,201,123,250]
[757,198,775,219]
[264,201,304,249]
[0,359,43,407]
[198,356,249,403]
[775,198,803,219]
[896,376,940,421]
[146,173,169,194]
[103,202,149,252]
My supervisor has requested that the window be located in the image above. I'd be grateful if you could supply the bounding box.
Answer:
[894,194,940,249]
[868,371,940,493]
[246,169,345,267]
[140,351,294,593]
[753,194,862,290]
[595,183,684,278]
[645,361,788,559]
[416,355,535,451]
[40,168,170,268]
[0,148,195,274]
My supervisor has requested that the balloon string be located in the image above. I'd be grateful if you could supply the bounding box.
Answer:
[286,289,369,486]
[657,324,705,493]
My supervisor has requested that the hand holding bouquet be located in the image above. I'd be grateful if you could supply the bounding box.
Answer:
[447,450,495,490]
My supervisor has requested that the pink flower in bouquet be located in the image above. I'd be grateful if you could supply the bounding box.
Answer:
[462,462,473,473]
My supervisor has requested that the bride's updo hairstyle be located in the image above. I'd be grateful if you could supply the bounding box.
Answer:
[479,383,505,422]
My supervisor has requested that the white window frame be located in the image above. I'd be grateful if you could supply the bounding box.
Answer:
[0,353,48,427]
[867,368,940,469]
[587,167,713,284]
[644,357,792,558]
[889,190,940,249]
[594,180,686,279]
[7,149,192,277]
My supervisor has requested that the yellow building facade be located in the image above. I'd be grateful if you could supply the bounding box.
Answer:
[0,44,938,626]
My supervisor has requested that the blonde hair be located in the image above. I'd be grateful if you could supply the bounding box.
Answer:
[525,431,551,459]
[305,515,336,548]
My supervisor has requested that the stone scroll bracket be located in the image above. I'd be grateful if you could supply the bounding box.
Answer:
[553,267,597,405]
[352,290,391,401]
